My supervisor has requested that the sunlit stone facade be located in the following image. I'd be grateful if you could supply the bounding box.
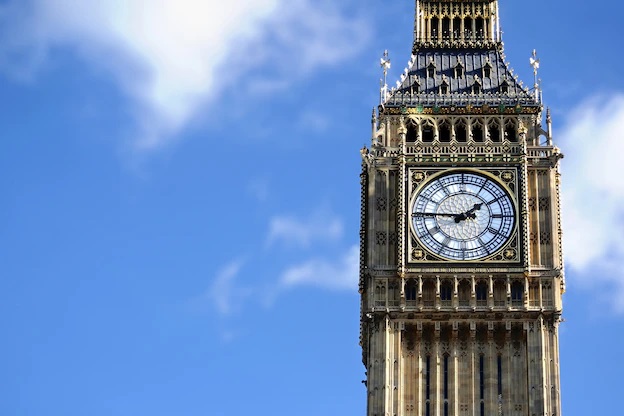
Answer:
[359,2,564,415]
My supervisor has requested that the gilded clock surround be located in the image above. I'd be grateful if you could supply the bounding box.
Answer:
[408,168,520,263]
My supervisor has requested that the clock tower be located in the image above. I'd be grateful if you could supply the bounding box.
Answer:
[359,1,564,416]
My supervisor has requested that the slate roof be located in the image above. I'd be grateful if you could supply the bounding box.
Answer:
[384,47,538,108]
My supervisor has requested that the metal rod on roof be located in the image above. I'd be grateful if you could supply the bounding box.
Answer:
[530,50,541,103]
[380,50,391,105]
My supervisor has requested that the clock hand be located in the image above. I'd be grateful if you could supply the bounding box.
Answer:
[455,203,483,223]
[412,212,458,218]
[465,203,483,215]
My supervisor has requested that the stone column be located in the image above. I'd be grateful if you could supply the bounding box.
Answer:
[434,322,441,416]
[486,322,496,416]
[470,321,477,416]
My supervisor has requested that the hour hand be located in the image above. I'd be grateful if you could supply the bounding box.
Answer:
[454,203,483,222]
[466,203,483,215]
[463,203,483,220]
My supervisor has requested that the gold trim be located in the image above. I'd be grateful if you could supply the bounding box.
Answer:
[407,168,520,263]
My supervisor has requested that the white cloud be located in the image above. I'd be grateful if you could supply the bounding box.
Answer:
[266,210,343,248]
[0,0,370,149]
[559,94,624,312]
[207,260,250,316]
[280,244,359,291]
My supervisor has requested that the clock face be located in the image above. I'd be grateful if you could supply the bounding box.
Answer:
[411,171,516,260]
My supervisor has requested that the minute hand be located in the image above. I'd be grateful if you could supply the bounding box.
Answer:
[412,212,459,218]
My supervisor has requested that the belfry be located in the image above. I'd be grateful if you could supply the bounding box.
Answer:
[359,1,564,415]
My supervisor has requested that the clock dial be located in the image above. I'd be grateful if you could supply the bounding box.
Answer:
[411,172,515,260]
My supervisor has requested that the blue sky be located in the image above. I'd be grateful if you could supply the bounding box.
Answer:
[1,1,623,415]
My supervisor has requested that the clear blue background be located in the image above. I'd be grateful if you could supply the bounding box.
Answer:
[1,1,622,415]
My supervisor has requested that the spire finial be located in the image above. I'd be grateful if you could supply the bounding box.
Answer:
[379,50,391,105]
[530,49,541,102]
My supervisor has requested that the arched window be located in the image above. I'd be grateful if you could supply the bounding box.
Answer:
[375,284,385,307]
[405,279,418,302]
[442,17,451,39]
[529,282,540,307]
[458,280,471,307]
[455,120,467,142]
[472,120,484,142]
[388,283,400,307]
[411,79,421,95]
[511,281,524,307]
[431,17,440,40]
[453,17,461,40]
[488,119,501,142]
[493,280,506,307]
[454,60,464,79]
[427,61,436,78]
[500,79,509,94]
[475,17,484,40]
[464,17,473,40]
[483,61,492,78]
[476,281,488,306]
[440,281,453,306]
[439,120,451,142]
[472,77,482,94]
[504,119,517,142]
[440,81,449,95]
[422,120,435,142]
[423,280,435,307]
[543,283,553,307]
[406,122,418,142]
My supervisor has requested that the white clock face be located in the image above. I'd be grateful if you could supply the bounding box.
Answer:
[411,172,515,260]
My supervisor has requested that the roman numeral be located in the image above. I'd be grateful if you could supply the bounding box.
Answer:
[487,226,499,235]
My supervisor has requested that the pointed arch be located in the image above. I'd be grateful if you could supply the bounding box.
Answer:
[471,118,484,142]
[493,279,506,307]
[454,118,467,142]
[406,119,419,142]
[476,280,488,307]
[423,279,435,307]
[458,279,471,307]
[504,118,518,142]
[511,280,524,307]
[421,119,435,143]
[488,118,501,142]
[439,119,451,142]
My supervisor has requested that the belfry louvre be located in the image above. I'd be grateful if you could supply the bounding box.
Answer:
[358,1,564,415]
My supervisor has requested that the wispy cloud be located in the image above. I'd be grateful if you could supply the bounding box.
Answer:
[204,208,356,323]
[0,0,370,149]
[207,259,250,316]
[279,244,359,291]
[559,94,624,312]
[266,210,343,248]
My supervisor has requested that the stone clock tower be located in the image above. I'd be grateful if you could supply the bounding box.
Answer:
[359,1,564,416]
